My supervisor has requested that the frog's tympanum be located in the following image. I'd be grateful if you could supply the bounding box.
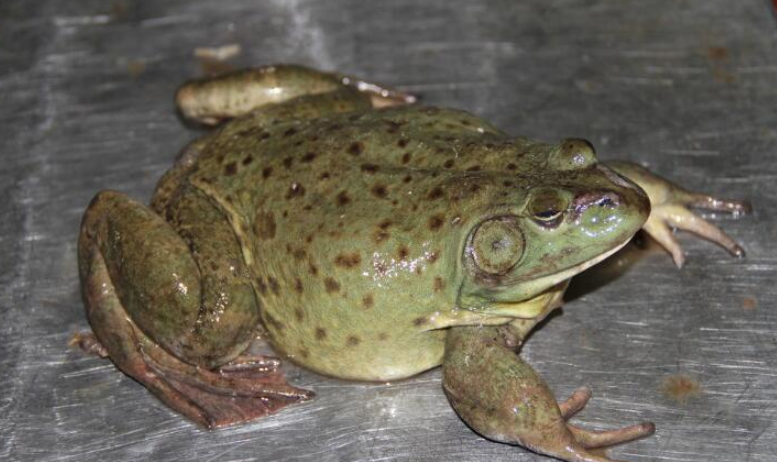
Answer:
[75,65,750,462]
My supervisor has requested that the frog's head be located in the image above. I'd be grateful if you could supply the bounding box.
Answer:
[455,139,650,317]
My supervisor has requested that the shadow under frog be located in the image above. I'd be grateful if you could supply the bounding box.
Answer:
[73,65,750,462]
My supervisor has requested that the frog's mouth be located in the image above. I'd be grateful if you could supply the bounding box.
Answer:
[484,236,631,316]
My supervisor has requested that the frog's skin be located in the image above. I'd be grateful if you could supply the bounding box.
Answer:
[75,65,750,462]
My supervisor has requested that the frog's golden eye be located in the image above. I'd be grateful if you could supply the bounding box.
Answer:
[470,218,524,275]
[529,189,567,228]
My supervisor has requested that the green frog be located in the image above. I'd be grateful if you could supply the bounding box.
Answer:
[74,65,749,462]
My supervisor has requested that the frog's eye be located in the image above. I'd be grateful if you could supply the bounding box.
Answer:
[528,190,567,228]
[470,218,524,275]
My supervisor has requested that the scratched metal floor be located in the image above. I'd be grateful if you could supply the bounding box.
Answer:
[1,1,776,461]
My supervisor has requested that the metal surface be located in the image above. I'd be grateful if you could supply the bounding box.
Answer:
[1,0,775,461]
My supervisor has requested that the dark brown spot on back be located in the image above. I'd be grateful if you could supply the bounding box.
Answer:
[324,277,340,293]
[284,127,298,137]
[294,277,304,294]
[378,219,392,230]
[346,335,361,346]
[428,186,444,200]
[335,252,362,268]
[429,214,445,231]
[467,165,482,172]
[309,261,319,276]
[413,316,427,327]
[294,307,305,322]
[443,159,454,168]
[401,152,411,164]
[301,152,317,163]
[434,276,445,292]
[319,171,331,180]
[403,175,412,183]
[378,332,389,341]
[224,162,237,176]
[282,156,294,169]
[242,155,254,166]
[347,142,364,156]
[336,191,350,206]
[268,277,280,295]
[360,163,379,174]
[315,327,327,340]
[371,184,388,198]
[257,277,268,295]
[397,245,409,261]
[262,166,273,178]
[507,163,517,170]
[428,251,439,264]
[374,229,390,244]
[254,211,276,240]
[397,138,409,148]
[362,294,374,309]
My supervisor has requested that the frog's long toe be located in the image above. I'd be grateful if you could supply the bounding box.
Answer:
[568,422,655,450]
[559,386,592,419]
[646,204,745,268]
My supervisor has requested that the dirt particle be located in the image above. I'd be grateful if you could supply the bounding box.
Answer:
[285,183,305,199]
[362,294,374,309]
[346,335,361,347]
[324,277,341,293]
[707,46,729,61]
[662,374,702,405]
[433,276,445,292]
[335,252,362,268]
[429,214,445,231]
[742,296,757,311]
[347,141,364,156]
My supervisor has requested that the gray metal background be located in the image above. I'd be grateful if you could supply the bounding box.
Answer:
[1,1,775,461]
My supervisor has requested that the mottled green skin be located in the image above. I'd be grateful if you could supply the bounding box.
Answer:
[145,102,650,381]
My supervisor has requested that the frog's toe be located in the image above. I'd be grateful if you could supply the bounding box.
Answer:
[569,421,655,449]
[647,204,745,267]
[559,386,592,420]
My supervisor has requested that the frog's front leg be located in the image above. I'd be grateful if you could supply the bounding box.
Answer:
[76,189,312,428]
[443,326,654,462]
[606,161,750,268]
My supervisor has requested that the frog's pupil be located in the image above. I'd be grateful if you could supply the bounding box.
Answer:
[535,209,560,220]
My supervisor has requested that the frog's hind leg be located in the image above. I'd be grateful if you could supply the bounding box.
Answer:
[175,64,416,126]
[443,326,654,462]
[77,190,312,428]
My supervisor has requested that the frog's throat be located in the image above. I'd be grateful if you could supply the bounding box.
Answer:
[423,238,631,331]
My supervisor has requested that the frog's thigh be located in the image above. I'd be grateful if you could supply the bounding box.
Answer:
[175,64,414,125]
[79,190,311,427]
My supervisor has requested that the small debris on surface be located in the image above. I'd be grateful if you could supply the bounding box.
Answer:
[661,374,702,405]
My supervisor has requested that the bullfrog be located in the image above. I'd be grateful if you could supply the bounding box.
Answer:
[74,65,750,462]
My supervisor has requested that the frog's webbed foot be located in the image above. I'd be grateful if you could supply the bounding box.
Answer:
[607,161,750,268]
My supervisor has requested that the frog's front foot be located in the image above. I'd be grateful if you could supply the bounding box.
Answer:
[607,161,750,268]
[443,327,654,462]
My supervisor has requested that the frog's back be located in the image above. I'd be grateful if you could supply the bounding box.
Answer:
[183,106,546,381]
